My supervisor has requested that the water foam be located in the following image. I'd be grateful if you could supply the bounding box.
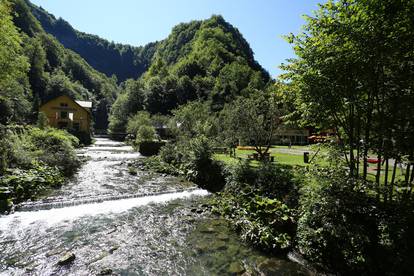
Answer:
[0,189,208,229]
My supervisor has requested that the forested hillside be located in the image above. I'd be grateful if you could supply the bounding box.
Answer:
[1,0,119,129]
[109,15,271,133]
[30,2,158,82]
[2,0,272,133]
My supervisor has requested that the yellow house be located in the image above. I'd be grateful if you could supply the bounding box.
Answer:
[39,95,92,134]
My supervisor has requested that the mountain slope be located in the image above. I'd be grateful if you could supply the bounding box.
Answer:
[109,15,271,132]
[29,3,158,82]
[4,0,119,129]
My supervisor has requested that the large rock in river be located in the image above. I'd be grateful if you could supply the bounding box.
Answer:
[57,252,76,266]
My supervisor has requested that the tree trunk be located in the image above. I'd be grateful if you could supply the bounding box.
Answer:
[375,153,382,199]
[389,159,398,201]
[384,157,389,202]
[404,163,411,197]
[349,104,355,177]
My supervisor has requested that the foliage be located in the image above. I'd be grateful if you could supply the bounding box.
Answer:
[136,125,156,143]
[108,80,145,133]
[138,156,182,176]
[30,2,158,82]
[67,128,92,146]
[26,127,79,175]
[142,136,225,192]
[126,111,152,135]
[209,157,301,253]
[170,101,216,140]
[36,111,48,129]
[0,163,64,203]
[225,160,299,206]
[1,125,79,176]
[0,0,31,124]
[219,91,281,159]
[212,189,295,252]
[159,143,177,164]
[0,124,79,210]
[109,15,271,133]
[295,165,414,275]
[2,0,120,129]
[282,0,414,191]
[185,136,225,192]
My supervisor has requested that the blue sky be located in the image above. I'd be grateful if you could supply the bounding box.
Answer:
[31,0,324,77]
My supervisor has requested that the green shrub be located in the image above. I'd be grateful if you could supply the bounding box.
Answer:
[159,142,179,164]
[186,136,225,192]
[138,141,165,156]
[127,111,152,135]
[225,160,256,191]
[0,163,64,204]
[140,156,182,175]
[135,125,157,145]
[224,160,299,207]
[28,128,80,175]
[0,125,81,211]
[295,168,414,275]
[36,112,48,129]
[212,191,295,252]
[68,129,92,145]
[6,129,39,170]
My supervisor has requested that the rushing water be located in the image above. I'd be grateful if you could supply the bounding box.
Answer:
[0,138,311,275]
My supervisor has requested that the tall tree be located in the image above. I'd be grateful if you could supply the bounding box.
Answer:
[0,0,30,123]
[283,0,414,197]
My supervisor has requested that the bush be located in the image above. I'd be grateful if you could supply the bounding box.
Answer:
[254,162,299,207]
[296,174,377,274]
[0,163,64,209]
[68,129,92,145]
[139,156,182,176]
[28,128,80,175]
[135,125,157,145]
[186,136,226,192]
[225,160,299,207]
[0,125,81,211]
[127,111,152,135]
[159,142,178,164]
[212,190,295,252]
[295,167,414,275]
[138,141,166,156]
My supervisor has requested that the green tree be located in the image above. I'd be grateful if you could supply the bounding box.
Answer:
[221,91,281,160]
[0,0,30,123]
[283,0,414,196]
[170,101,214,139]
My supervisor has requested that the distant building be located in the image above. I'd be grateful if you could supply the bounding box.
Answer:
[273,127,310,145]
[39,95,92,134]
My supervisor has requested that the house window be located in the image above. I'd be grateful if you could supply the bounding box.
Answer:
[60,103,68,107]
[60,111,68,119]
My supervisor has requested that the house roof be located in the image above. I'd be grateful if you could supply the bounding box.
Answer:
[40,95,92,114]
[75,100,92,109]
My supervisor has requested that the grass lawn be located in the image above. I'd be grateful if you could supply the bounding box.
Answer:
[214,148,308,167]
[215,147,406,185]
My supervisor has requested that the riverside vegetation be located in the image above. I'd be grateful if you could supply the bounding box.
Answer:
[0,124,80,211]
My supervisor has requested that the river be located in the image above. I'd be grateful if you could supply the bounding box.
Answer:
[0,138,311,275]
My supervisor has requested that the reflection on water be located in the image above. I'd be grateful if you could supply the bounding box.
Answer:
[0,138,311,275]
